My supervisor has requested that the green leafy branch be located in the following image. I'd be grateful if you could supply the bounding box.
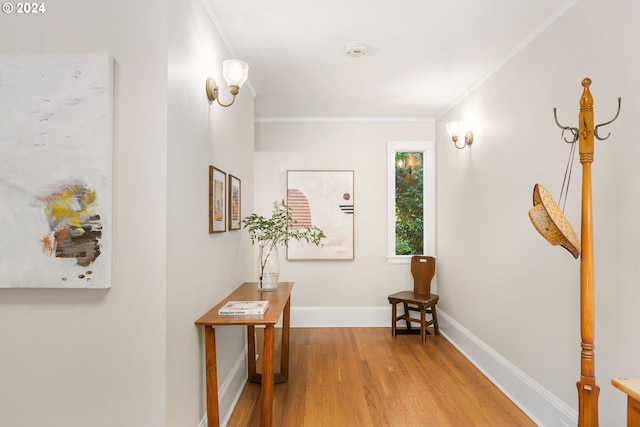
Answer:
[241,200,326,248]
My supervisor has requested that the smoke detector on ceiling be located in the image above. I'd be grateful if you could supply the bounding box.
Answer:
[345,43,367,57]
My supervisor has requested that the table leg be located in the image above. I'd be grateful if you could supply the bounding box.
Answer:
[205,326,220,427]
[280,296,291,380]
[247,325,257,381]
[261,324,275,427]
[628,395,640,426]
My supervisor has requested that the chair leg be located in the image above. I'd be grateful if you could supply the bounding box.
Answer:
[431,304,440,335]
[391,302,397,337]
[420,306,426,344]
[403,303,411,330]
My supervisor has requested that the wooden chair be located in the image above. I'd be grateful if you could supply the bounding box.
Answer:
[388,256,440,343]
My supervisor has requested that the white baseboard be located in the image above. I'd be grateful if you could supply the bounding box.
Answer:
[437,311,577,427]
[199,306,577,427]
[219,346,250,427]
[290,306,389,327]
[198,344,249,427]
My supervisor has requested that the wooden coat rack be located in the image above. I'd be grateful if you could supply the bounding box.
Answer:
[532,78,621,427]
[576,77,600,427]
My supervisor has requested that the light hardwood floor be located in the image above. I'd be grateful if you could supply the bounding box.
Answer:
[227,328,536,427]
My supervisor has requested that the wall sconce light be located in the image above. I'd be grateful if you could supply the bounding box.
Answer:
[446,121,474,149]
[206,59,249,107]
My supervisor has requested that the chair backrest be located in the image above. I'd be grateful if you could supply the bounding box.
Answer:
[411,256,436,295]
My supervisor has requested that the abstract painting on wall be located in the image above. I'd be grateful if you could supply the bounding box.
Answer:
[287,170,354,260]
[0,54,114,288]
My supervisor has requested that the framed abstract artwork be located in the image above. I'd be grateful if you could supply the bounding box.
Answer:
[209,166,226,233]
[0,53,114,289]
[228,174,241,230]
[286,170,354,260]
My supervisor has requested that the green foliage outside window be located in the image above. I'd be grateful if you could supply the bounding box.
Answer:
[395,152,424,255]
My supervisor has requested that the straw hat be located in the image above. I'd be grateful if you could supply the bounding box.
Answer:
[528,183,580,259]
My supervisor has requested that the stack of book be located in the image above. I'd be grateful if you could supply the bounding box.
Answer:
[218,300,270,315]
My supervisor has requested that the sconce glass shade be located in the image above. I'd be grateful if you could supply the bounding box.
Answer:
[222,59,249,90]
[206,59,249,107]
[446,121,463,140]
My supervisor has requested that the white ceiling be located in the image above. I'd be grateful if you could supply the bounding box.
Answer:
[205,0,578,119]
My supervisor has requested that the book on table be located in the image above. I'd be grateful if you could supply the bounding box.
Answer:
[218,300,270,315]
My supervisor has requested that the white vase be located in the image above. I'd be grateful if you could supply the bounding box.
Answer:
[257,242,279,291]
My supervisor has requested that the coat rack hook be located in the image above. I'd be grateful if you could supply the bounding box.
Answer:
[553,107,579,143]
[594,97,622,141]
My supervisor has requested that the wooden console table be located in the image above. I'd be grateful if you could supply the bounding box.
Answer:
[195,282,294,427]
[612,378,640,427]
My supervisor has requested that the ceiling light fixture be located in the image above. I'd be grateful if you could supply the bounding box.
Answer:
[206,59,249,107]
[446,121,474,149]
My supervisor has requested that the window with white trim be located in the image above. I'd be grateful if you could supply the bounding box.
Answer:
[387,141,435,263]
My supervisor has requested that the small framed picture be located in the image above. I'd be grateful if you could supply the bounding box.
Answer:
[209,166,226,233]
[228,174,241,230]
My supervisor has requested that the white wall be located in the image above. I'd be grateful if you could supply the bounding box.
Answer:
[0,1,169,426]
[0,0,255,426]
[253,120,434,306]
[437,0,640,425]
[166,0,255,425]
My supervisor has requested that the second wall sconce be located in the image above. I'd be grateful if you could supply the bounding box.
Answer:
[206,59,249,107]
[446,121,474,149]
